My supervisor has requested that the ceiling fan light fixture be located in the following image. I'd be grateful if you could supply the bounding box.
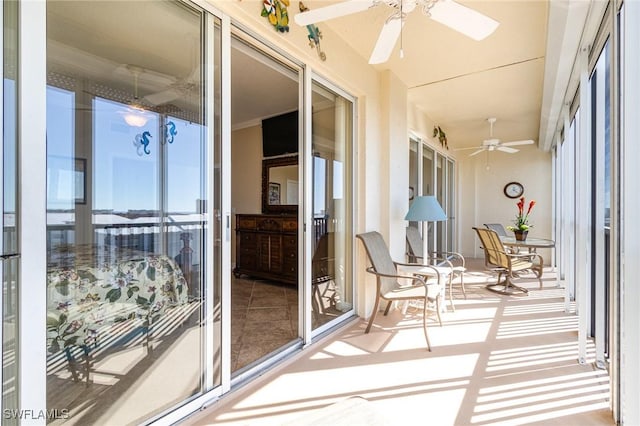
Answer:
[121,66,151,127]
[123,111,149,127]
[122,103,151,127]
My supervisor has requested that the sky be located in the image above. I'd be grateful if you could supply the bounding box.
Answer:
[46,86,205,214]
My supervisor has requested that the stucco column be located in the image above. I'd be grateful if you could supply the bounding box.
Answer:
[379,70,409,261]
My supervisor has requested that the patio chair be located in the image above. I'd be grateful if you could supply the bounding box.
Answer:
[406,226,466,311]
[473,227,543,294]
[356,231,442,351]
[483,223,519,254]
[484,223,508,237]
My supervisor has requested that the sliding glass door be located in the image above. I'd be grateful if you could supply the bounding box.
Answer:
[310,79,354,331]
[411,137,456,253]
[2,2,19,422]
[46,2,221,423]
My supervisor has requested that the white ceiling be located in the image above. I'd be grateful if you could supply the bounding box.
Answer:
[300,0,549,150]
[231,41,299,126]
[47,0,550,152]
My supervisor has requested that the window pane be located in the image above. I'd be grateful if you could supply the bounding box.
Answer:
[2,1,19,421]
[311,81,353,330]
[423,147,434,252]
[45,2,218,423]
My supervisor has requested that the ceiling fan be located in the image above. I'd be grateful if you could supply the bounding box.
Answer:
[456,118,535,157]
[294,0,499,64]
[143,66,200,106]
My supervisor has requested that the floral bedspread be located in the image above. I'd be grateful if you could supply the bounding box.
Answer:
[47,254,188,355]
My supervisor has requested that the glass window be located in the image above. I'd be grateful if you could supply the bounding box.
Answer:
[46,2,219,423]
[2,1,19,422]
[311,81,353,330]
[422,146,435,252]
[447,159,455,252]
[436,155,445,251]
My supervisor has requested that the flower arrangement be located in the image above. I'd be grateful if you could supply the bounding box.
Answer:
[507,196,536,232]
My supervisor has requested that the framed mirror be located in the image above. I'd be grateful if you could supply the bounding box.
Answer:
[262,155,298,214]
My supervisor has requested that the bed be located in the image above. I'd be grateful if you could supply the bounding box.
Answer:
[46,245,189,382]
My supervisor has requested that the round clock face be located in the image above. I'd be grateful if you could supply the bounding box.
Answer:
[504,182,524,198]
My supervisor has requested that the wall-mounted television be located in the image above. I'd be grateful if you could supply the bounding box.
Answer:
[262,110,298,157]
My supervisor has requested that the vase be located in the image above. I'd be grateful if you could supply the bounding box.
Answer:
[514,230,528,241]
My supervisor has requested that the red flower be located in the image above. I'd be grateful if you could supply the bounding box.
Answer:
[527,200,536,215]
[517,197,525,216]
[508,197,536,231]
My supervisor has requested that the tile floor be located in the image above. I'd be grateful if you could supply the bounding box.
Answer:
[231,277,340,372]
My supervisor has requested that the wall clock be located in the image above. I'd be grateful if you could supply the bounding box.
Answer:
[504,182,524,199]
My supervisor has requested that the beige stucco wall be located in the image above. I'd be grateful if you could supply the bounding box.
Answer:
[457,145,553,262]
[231,124,262,265]
[211,1,552,318]
[407,104,553,263]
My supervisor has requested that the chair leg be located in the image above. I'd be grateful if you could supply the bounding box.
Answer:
[421,300,431,352]
[435,297,442,327]
[534,265,543,288]
[448,275,455,312]
[365,296,381,334]
[383,300,393,316]
[460,273,467,299]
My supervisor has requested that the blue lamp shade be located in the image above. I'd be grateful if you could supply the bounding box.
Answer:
[404,196,447,221]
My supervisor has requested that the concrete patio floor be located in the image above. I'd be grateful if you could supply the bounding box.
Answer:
[187,259,614,426]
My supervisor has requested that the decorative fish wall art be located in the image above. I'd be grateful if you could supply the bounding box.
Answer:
[262,0,290,33]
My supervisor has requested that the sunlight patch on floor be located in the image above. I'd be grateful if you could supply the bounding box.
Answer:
[503,302,569,316]
[313,340,373,358]
[497,316,578,339]
[471,395,609,425]
[473,368,610,424]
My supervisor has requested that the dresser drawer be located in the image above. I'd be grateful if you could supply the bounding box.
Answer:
[239,232,256,245]
[256,218,282,232]
[283,259,297,276]
[237,216,256,230]
[282,235,297,249]
[282,218,297,232]
[238,254,256,270]
[283,248,297,261]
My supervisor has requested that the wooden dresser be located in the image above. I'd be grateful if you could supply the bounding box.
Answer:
[234,214,298,285]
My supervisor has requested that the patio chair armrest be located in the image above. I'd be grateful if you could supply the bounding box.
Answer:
[425,255,454,269]
[430,251,465,267]
[365,266,441,286]
[405,252,424,262]
[394,260,425,268]
[508,252,543,263]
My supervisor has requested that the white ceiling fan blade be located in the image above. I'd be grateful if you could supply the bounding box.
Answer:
[429,0,499,41]
[144,88,181,106]
[454,146,483,151]
[500,139,535,147]
[497,146,519,154]
[469,148,485,157]
[294,0,375,26]
[369,16,403,64]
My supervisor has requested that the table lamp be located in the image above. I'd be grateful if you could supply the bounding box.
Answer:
[404,195,447,262]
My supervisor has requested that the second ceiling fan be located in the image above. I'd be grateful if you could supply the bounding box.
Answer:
[294,0,499,64]
[457,118,535,157]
